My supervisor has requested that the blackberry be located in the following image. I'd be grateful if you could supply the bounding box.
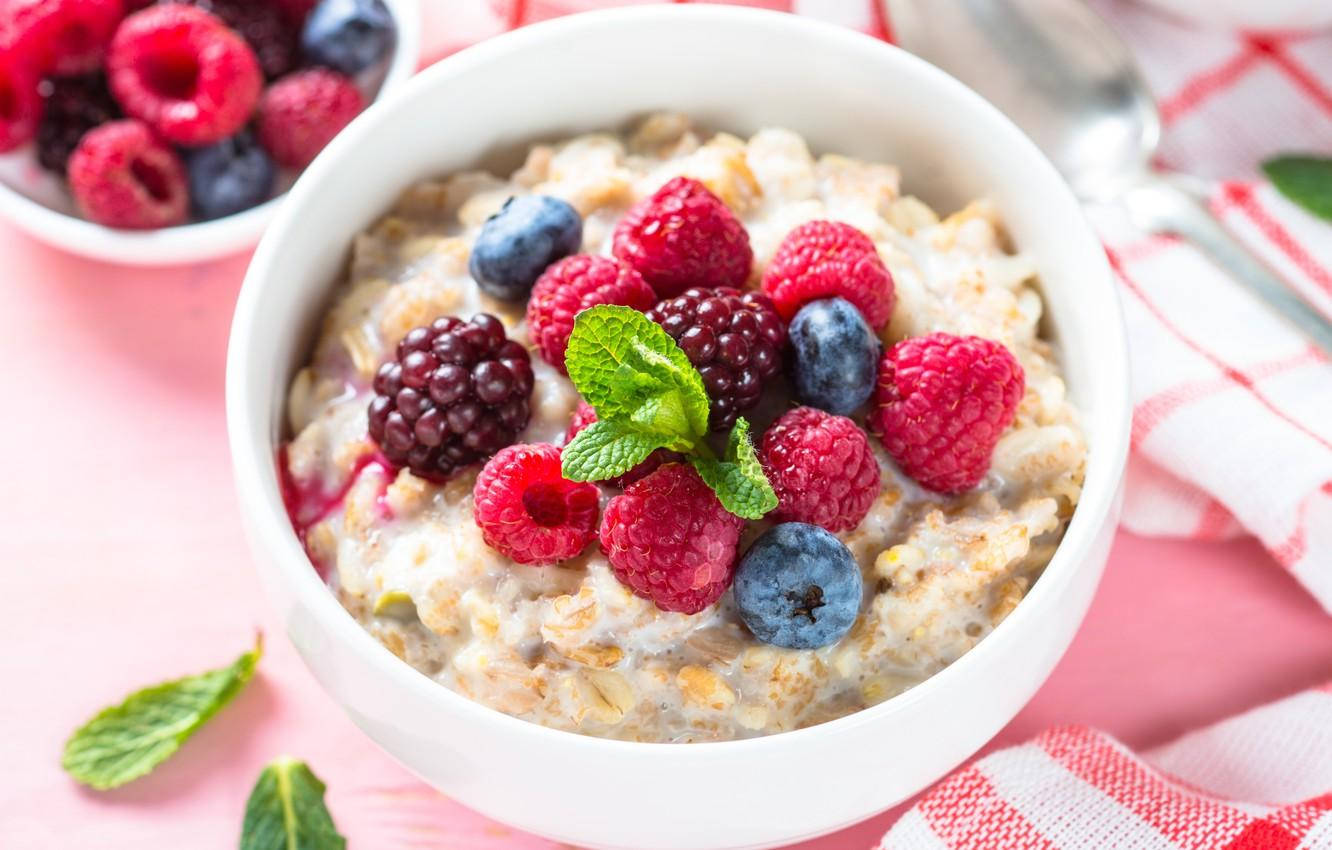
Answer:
[163,0,299,79]
[35,73,121,175]
[646,286,786,430]
[368,314,534,483]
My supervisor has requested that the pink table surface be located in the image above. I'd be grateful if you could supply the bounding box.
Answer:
[6,7,1332,845]
[5,228,1332,850]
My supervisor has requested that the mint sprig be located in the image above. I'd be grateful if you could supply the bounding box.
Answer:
[689,418,777,519]
[1263,155,1332,222]
[562,305,777,519]
[240,757,346,850]
[62,636,263,790]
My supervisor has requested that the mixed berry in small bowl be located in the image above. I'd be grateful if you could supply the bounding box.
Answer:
[0,0,407,240]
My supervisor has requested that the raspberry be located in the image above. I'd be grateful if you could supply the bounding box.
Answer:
[762,220,895,330]
[868,332,1025,493]
[165,0,298,79]
[368,313,534,483]
[255,67,362,169]
[646,286,786,430]
[0,52,43,153]
[612,176,752,299]
[563,401,677,487]
[599,464,744,614]
[760,407,880,533]
[67,119,188,228]
[472,443,600,565]
[35,72,121,174]
[106,4,262,146]
[527,254,655,374]
[2,0,125,76]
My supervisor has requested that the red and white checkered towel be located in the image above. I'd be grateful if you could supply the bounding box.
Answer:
[417,3,1332,846]
[879,683,1332,849]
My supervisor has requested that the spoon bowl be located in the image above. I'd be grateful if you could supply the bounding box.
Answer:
[890,0,1160,200]
[888,0,1332,352]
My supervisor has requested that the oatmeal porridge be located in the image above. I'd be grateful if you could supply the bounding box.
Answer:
[282,113,1086,742]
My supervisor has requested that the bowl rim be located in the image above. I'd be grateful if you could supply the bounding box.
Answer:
[228,4,1131,757]
[0,0,422,266]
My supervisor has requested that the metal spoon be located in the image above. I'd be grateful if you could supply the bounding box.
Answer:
[886,0,1332,352]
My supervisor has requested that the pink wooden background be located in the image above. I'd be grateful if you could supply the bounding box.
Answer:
[5,3,1332,848]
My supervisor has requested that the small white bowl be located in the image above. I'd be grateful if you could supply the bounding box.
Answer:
[227,8,1130,849]
[0,0,420,266]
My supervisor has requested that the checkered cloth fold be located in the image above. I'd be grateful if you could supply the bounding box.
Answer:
[419,3,1332,847]
[879,684,1332,850]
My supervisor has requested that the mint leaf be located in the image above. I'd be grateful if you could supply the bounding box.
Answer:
[240,757,346,850]
[689,418,777,520]
[562,419,666,481]
[62,636,263,790]
[565,306,710,438]
[1263,155,1332,222]
[561,305,777,520]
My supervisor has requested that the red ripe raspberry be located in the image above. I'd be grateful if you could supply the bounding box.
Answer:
[611,176,753,299]
[563,401,676,487]
[368,314,534,483]
[762,220,895,330]
[0,53,44,152]
[1,0,125,76]
[868,333,1025,493]
[256,67,363,169]
[760,406,880,533]
[68,119,188,228]
[166,0,298,79]
[599,463,744,614]
[647,286,786,430]
[473,443,600,565]
[107,4,262,146]
[526,254,655,374]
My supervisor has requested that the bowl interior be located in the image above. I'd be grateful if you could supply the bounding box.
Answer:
[0,0,421,265]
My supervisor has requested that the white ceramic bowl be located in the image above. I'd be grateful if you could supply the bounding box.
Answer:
[227,7,1130,849]
[0,0,420,266]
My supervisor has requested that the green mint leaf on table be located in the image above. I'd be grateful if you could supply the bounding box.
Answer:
[562,418,668,481]
[688,417,778,520]
[564,305,710,439]
[240,757,346,850]
[562,304,776,519]
[62,636,263,790]
[1263,155,1332,222]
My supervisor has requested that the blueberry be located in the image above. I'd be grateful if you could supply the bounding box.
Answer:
[789,297,880,415]
[469,195,583,301]
[301,0,395,75]
[184,130,276,221]
[733,522,863,649]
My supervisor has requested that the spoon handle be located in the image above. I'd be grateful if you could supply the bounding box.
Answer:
[1120,178,1332,354]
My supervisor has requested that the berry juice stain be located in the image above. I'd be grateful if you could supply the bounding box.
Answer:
[278,443,393,577]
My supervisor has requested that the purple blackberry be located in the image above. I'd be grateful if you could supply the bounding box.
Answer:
[647,287,787,430]
[36,73,122,176]
[162,0,299,79]
[368,314,534,483]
